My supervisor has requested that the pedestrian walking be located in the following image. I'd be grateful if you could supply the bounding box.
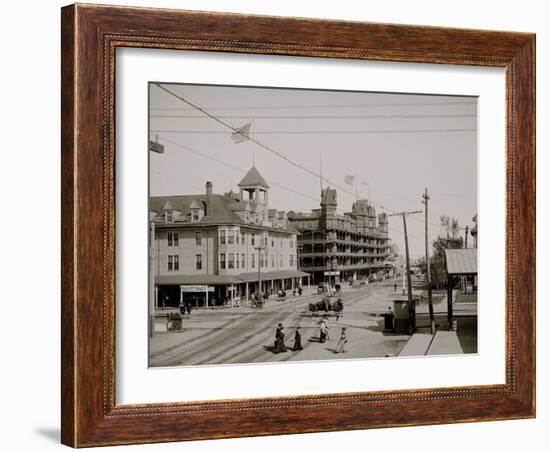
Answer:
[293,327,303,351]
[186,301,192,315]
[178,301,186,316]
[298,286,303,296]
[335,327,348,353]
[319,319,329,343]
[274,323,287,353]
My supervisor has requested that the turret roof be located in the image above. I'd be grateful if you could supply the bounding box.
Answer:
[238,166,270,189]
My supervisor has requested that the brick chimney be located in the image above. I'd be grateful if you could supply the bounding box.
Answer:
[205,181,213,216]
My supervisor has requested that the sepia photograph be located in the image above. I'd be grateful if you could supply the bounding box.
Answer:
[148,82,478,367]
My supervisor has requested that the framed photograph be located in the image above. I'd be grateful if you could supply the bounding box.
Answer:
[61,4,535,447]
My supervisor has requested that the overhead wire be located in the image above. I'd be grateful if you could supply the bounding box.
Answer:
[152,83,468,238]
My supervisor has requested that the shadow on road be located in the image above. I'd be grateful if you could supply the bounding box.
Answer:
[263,345,289,354]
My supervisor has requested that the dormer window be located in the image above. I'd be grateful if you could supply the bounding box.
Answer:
[189,199,204,222]
[165,211,174,223]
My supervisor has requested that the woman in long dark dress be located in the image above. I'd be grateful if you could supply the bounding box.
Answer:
[293,327,303,351]
[274,323,287,353]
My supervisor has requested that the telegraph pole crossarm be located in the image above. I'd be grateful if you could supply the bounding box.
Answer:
[388,210,422,334]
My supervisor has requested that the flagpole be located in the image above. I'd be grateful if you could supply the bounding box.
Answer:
[252,121,255,166]
[319,153,323,192]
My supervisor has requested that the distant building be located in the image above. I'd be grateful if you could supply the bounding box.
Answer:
[287,187,392,284]
[150,166,309,308]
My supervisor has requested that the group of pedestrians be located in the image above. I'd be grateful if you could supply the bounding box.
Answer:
[178,301,193,316]
[273,320,349,354]
[273,323,302,353]
[319,319,348,353]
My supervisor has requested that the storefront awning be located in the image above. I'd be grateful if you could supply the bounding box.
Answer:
[155,275,242,285]
[156,270,310,286]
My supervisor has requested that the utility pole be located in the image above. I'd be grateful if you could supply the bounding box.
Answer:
[388,210,422,334]
[464,225,469,249]
[422,189,435,335]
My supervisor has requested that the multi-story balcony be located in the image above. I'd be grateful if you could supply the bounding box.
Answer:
[300,262,390,272]
[299,251,390,258]
[298,238,389,248]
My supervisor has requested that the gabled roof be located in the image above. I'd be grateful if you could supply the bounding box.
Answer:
[238,166,270,189]
[445,248,477,275]
[189,199,204,210]
[162,200,175,211]
[150,194,242,224]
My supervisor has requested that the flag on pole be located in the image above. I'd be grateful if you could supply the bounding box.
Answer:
[344,175,356,186]
[231,122,252,143]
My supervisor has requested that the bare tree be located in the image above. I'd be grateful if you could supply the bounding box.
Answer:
[440,214,460,239]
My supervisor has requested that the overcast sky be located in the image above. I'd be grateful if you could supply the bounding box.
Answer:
[149,83,477,259]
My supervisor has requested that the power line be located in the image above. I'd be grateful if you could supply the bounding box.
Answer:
[150,100,476,111]
[150,128,477,135]
[153,83,470,235]
[154,83,397,214]
[150,113,476,120]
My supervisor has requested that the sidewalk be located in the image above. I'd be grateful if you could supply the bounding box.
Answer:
[398,316,478,357]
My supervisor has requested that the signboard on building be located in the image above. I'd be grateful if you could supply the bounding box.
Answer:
[181,285,214,293]
[324,271,340,276]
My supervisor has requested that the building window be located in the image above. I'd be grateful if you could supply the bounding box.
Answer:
[289,255,294,267]
[290,237,294,248]
[241,253,245,269]
[271,255,275,267]
[228,253,235,269]
[195,231,202,245]
[195,254,202,270]
[228,230,235,244]
[279,255,283,267]
[220,253,226,270]
[165,211,174,223]
[168,255,179,271]
[271,239,275,247]
[251,233,255,246]
[220,230,226,245]
[191,210,199,221]
[251,253,255,269]
[241,233,245,245]
[167,231,178,247]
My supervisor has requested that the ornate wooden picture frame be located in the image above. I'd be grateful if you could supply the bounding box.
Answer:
[61,3,535,447]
